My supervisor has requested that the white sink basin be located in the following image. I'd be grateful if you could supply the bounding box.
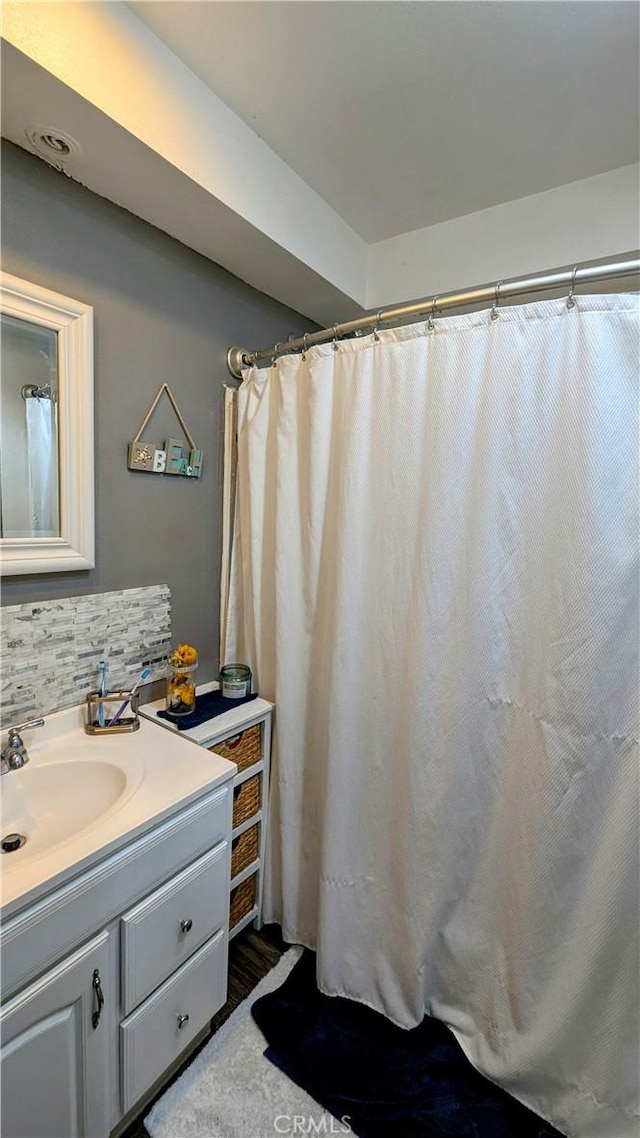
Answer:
[0,704,236,917]
[1,759,131,858]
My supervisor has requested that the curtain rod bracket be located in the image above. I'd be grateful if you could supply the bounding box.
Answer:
[21,383,54,401]
[226,346,251,379]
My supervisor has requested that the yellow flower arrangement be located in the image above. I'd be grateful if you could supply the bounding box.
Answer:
[166,643,198,714]
[167,681,194,706]
[170,643,198,668]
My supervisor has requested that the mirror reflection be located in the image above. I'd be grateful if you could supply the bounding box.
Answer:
[0,314,59,538]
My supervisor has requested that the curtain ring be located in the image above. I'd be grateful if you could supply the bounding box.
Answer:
[332,323,340,352]
[427,295,439,332]
[272,341,283,368]
[490,281,502,321]
[302,332,309,361]
[567,265,578,309]
[373,309,382,341]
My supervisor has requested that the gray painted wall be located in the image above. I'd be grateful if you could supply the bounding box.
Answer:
[1,141,316,684]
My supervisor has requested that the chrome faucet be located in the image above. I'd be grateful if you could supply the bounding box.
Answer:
[1,718,45,775]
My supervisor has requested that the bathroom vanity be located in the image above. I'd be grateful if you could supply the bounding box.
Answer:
[0,707,236,1138]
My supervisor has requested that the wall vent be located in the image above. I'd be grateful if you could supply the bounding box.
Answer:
[25,126,81,165]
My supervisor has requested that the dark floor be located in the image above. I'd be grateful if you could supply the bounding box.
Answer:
[120,923,287,1138]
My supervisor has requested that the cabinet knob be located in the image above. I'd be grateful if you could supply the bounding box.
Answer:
[180,918,193,935]
[177,1013,190,1030]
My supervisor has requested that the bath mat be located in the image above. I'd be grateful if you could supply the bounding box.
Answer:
[251,950,566,1138]
[144,947,340,1138]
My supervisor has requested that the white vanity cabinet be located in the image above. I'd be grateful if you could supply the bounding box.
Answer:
[1,932,112,1138]
[140,687,274,939]
[1,773,234,1138]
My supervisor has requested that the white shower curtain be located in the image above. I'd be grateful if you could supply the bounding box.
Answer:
[26,395,58,536]
[225,294,639,1138]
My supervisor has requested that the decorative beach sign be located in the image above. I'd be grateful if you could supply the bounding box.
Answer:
[127,383,203,478]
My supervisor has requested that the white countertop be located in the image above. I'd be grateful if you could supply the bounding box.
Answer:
[0,703,236,917]
[140,681,274,746]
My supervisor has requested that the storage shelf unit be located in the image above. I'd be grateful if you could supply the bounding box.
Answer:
[140,684,273,939]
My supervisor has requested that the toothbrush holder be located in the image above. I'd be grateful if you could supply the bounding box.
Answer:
[85,690,141,735]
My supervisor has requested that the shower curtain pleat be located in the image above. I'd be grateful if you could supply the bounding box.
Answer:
[225,294,639,1138]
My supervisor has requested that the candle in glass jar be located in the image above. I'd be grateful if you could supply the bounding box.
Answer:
[219,664,252,699]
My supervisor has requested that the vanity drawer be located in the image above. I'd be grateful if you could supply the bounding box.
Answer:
[120,929,226,1114]
[121,842,229,1015]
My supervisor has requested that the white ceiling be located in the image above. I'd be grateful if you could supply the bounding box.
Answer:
[127,1,640,243]
[1,2,639,326]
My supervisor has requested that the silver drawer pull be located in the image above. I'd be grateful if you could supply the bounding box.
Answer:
[177,1013,190,1030]
[180,918,193,935]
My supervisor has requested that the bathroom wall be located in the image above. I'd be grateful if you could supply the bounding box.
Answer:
[0,141,317,685]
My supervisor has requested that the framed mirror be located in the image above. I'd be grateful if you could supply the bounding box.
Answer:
[0,272,94,575]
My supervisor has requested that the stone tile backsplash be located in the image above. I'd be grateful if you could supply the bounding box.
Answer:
[1,584,171,724]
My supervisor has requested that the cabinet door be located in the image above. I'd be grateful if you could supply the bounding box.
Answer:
[1,931,111,1138]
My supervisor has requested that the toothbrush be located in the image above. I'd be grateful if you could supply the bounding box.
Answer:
[107,667,152,727]
[97,660,108,728]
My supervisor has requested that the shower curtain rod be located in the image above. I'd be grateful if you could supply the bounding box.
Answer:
[226,257,640,378]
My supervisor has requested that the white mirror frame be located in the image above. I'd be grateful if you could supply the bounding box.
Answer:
[0,272,94,575]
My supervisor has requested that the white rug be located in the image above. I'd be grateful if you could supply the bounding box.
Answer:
[145,947,343,1138]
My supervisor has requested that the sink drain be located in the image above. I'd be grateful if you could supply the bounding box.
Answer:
[1,833,27,853]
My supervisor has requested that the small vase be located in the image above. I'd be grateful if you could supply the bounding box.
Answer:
[166,654,198,717]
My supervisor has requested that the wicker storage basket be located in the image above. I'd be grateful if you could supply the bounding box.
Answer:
[229,873,257,930]
[231,824,259,880]
[232,774,260,828]
[209,723,261,774]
